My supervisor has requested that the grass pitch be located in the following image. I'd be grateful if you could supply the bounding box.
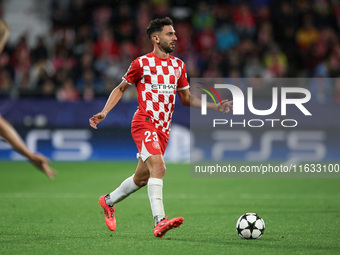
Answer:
[0,162,339,255]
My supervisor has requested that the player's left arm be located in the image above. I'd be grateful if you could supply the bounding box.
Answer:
[0,19,10,53]
[0,115,57,179]
[177,88,232,113]
[176,61,232,113]
[0,20,56,180]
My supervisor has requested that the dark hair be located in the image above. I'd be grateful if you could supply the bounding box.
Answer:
[146,17,173,40]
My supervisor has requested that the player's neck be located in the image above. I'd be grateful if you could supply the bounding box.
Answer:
[152,48,169,59]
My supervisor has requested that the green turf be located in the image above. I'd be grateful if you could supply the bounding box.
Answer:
[0,162,339,255]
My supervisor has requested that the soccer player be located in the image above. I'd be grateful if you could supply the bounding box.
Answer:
[89,17,232,238]
[0,19,57,180]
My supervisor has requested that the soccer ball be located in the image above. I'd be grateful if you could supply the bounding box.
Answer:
[236,212,265,239]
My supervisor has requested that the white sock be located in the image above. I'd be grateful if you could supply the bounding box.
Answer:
[105,175,140,206]
[148,178,165,225]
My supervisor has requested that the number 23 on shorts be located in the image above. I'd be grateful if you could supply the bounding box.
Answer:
[144,130,158,142]
[144,130,161,151]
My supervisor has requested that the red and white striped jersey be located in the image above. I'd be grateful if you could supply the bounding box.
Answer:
[123,52,189,134]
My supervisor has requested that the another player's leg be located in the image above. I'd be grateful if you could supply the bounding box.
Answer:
[145,154,184,238]
[99,159,148,231]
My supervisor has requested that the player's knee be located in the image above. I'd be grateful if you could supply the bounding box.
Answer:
[133,175,149,187]
[140,180,148,187]
[154,163,166,178]
[136,179,148,187]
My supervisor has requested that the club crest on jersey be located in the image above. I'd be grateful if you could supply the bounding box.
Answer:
[152,141,161,150]
[175,69,180,79]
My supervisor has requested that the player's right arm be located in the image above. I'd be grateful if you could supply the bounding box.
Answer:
[89,80,130,129]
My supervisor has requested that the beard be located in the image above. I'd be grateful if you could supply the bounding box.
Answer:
[159,41,175,53]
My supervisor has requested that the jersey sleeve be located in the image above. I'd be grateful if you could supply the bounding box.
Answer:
[177,61,190,91]
[123,58,142,85]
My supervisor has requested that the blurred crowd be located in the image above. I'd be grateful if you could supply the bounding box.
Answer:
[0,0,340,103]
